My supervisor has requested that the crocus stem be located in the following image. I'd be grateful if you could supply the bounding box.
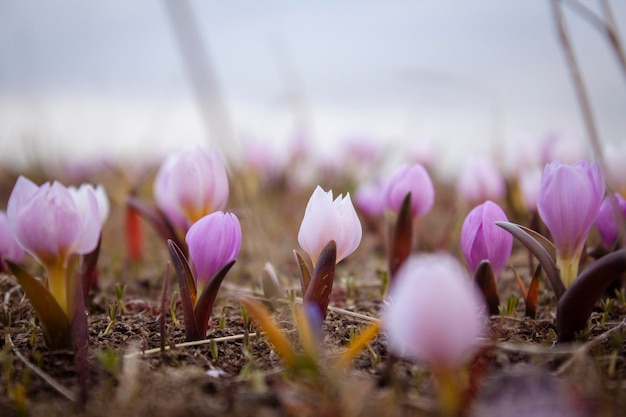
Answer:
[47,260,69,318]
[434,366,461,417]
[557,255,579,288]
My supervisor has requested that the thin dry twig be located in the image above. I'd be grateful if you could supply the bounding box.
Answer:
[6,334,78,403]
[563,0,626,80]
[551,0,607,179]
[326,305,379,323]
[124,332,259,359]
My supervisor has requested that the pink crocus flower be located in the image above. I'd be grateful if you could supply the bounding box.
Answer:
[7,176,101,315]
[384,164,434,217]
[354,181,386,218]
[537,160,605,287]
[595,193,626,251]
[7,176,101,267]
[540,130,586,166]
[384,253,484,368]
[457,155,505,206]
[298,186,362,266]
[154,145,229,230]
[186,211,242,285]
[461,201,512,278]
[0,211,24,266]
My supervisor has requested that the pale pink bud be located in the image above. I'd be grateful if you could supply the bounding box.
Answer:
[457,155,505,205]
[154,145,229,229]
[186,211,242,283]
[384,253,484,368]
[461,201,512,277]
[354,181,386,218]
[384,164,434,217]
[298,186,362,265]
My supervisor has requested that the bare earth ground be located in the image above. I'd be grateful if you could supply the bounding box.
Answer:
[0,166,625,417]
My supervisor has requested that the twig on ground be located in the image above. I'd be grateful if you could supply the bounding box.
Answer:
[6,334,78,403]
[124,332,259,359]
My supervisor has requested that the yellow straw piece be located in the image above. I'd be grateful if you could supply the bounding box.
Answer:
[335,320,381,368]
[240,297,298,369]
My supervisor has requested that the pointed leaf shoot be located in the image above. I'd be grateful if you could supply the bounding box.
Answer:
[194,260,235,338]
[79,235,102,304]
[262,262,282,304]
[7,261,72,350]
[304,240,337,317]
[526,264,541,319]
[496,221,565,300]
[293,250,312,295]
[474,261,500,316]
[515,224,556,261]
[388,192,413,280]
[167,239,200,341]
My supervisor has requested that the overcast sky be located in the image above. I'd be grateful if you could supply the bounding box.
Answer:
[0,1,625,175]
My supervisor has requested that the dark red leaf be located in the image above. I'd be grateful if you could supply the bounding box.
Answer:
[474,261,500,316]
[304,240,337,318]
[194,260,235,338]
[557,249,626,342]
[167,239,201,341]
[388,192,413,281]
[293,250,312,295]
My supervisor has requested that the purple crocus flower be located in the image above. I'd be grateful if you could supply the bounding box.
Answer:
[461,201,512,278]
[384,253,484,368]
[537,160,605,286]
[595,193,626,250]
[457,155,505,206]
[298,186,362,265]
[154,145,229,230]
[384,164,434,217]
[0,211,24,266]
[185,211,242,284]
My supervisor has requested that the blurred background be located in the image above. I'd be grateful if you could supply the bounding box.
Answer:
[1,0,625,178]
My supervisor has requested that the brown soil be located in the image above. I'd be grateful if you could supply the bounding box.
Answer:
[0,167,625,417]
